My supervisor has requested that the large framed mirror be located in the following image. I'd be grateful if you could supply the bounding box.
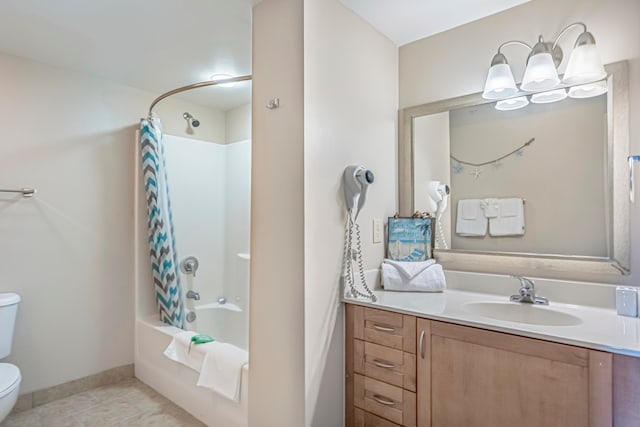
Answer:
[398,61,629,281]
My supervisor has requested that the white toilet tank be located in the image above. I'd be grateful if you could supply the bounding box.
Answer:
[0,293,20,359]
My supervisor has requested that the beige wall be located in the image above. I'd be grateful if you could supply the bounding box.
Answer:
[0,52,225,393]
[250,0,305,425]
[446,96,607,256]
[226,103,252,144]
[304,0,398,425]
[400,0,640,284]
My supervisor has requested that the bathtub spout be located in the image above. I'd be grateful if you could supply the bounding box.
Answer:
[186,290,200,301]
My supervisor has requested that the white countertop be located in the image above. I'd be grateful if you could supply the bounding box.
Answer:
[343,288,640,357]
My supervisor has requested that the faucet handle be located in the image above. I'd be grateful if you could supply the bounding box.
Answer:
[511,275,534,289]
[180,256,199,277]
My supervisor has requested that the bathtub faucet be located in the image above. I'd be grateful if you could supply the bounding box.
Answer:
[186,290,200,301]
[180,256,199,277]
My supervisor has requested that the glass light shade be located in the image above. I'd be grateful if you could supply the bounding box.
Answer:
[482,63,518,99]
[568,80,607,99]
[562,44,607,85]
[521,53,560,92]
[495,96,529,111]
[531,88,567,104]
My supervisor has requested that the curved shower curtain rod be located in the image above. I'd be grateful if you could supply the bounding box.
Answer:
[147,75,253,116]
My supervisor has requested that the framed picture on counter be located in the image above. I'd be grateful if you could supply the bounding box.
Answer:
[387,216,433,262]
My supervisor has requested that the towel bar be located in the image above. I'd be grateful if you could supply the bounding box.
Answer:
[0,188,36,198]
[629,155,640,203]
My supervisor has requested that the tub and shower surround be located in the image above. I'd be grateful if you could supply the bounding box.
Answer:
[135,133,251,427]
[139,118,185,328]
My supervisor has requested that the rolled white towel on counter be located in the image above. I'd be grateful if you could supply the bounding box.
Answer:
[381,259,446,292]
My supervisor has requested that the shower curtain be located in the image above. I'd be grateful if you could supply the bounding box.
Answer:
[140,117,185,328]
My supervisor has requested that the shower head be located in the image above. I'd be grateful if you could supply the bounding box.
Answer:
[183,112,200,127]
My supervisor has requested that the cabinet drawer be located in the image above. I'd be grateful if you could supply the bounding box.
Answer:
[353,306,416,353]
[354,374,416,427]
[354,408,403,427]
[354,339,416,391]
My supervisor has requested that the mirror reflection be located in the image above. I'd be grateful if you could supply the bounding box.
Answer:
[414,91,608,257]
[401,60,630,276]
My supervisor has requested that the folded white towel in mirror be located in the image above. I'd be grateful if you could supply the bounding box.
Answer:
[481,198,500,218]
[164,331,248,402]
[489,198,525,236]
[381,259,445,292]
[456,199,487,236]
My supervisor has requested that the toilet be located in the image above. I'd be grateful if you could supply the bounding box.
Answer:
[0,293,21,422]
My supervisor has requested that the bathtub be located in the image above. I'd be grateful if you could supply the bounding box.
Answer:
[135,315,248,427]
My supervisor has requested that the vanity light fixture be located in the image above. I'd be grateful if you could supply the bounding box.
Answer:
[482,22,606,99]
[495,96,529,111]
[568,80,608,99]
[530,88,567,104]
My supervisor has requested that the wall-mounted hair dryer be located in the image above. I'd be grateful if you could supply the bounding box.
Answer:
[342,165,376,302]
[428,181,450,250]
[428,181,449,214]
[343,165,374,220]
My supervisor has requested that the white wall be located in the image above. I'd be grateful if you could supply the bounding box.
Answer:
[163,135,227,312]
[160,133,251,350]
[226,103,252,144]
[400,0,640,285]
[223,140,251,350]
[0,51,226,393]
[250,0,305,425]
[304,0,398,426]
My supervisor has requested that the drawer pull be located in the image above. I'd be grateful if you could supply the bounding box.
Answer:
[419,330,426,359]
[372,324,396,333]
[372,359,397,369]
[372,394,396,406]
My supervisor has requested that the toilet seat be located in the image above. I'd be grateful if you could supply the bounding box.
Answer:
[0,364,20,399]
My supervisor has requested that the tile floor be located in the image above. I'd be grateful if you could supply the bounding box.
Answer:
[0,378,206,427]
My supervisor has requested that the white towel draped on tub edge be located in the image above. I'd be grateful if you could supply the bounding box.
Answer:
[163,331,248,403]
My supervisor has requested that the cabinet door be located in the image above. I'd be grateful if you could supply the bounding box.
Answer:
[417,320,612,427]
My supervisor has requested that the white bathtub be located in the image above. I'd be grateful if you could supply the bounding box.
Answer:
[134,316,248,427]
[187,300,248,351]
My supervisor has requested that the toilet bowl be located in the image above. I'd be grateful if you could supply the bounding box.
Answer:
[0,363,21,421]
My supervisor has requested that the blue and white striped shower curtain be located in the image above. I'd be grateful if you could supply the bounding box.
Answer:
[140,118,185,328]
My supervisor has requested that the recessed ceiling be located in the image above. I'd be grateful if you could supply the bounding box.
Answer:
[0,0,252,111]
[339,0,532,46]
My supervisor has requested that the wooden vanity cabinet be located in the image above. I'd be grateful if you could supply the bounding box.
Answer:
[346,305,416,427]
[417,319,612,427]
[346,303,640,427]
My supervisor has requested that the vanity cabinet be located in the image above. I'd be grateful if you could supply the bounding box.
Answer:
[417,319,611,427]
[346,303,640,427]
[346,305,416,427]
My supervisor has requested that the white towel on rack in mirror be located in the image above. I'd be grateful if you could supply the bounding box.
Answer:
[481,198,500,218]
[489,198,525,236]
[456,199,487,236]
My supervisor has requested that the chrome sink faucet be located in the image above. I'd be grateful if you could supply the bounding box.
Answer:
[510,276,549,305]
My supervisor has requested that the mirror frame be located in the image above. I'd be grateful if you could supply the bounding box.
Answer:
[398,61,630,281]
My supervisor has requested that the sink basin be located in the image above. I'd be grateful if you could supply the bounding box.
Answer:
[463,301,583,326]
